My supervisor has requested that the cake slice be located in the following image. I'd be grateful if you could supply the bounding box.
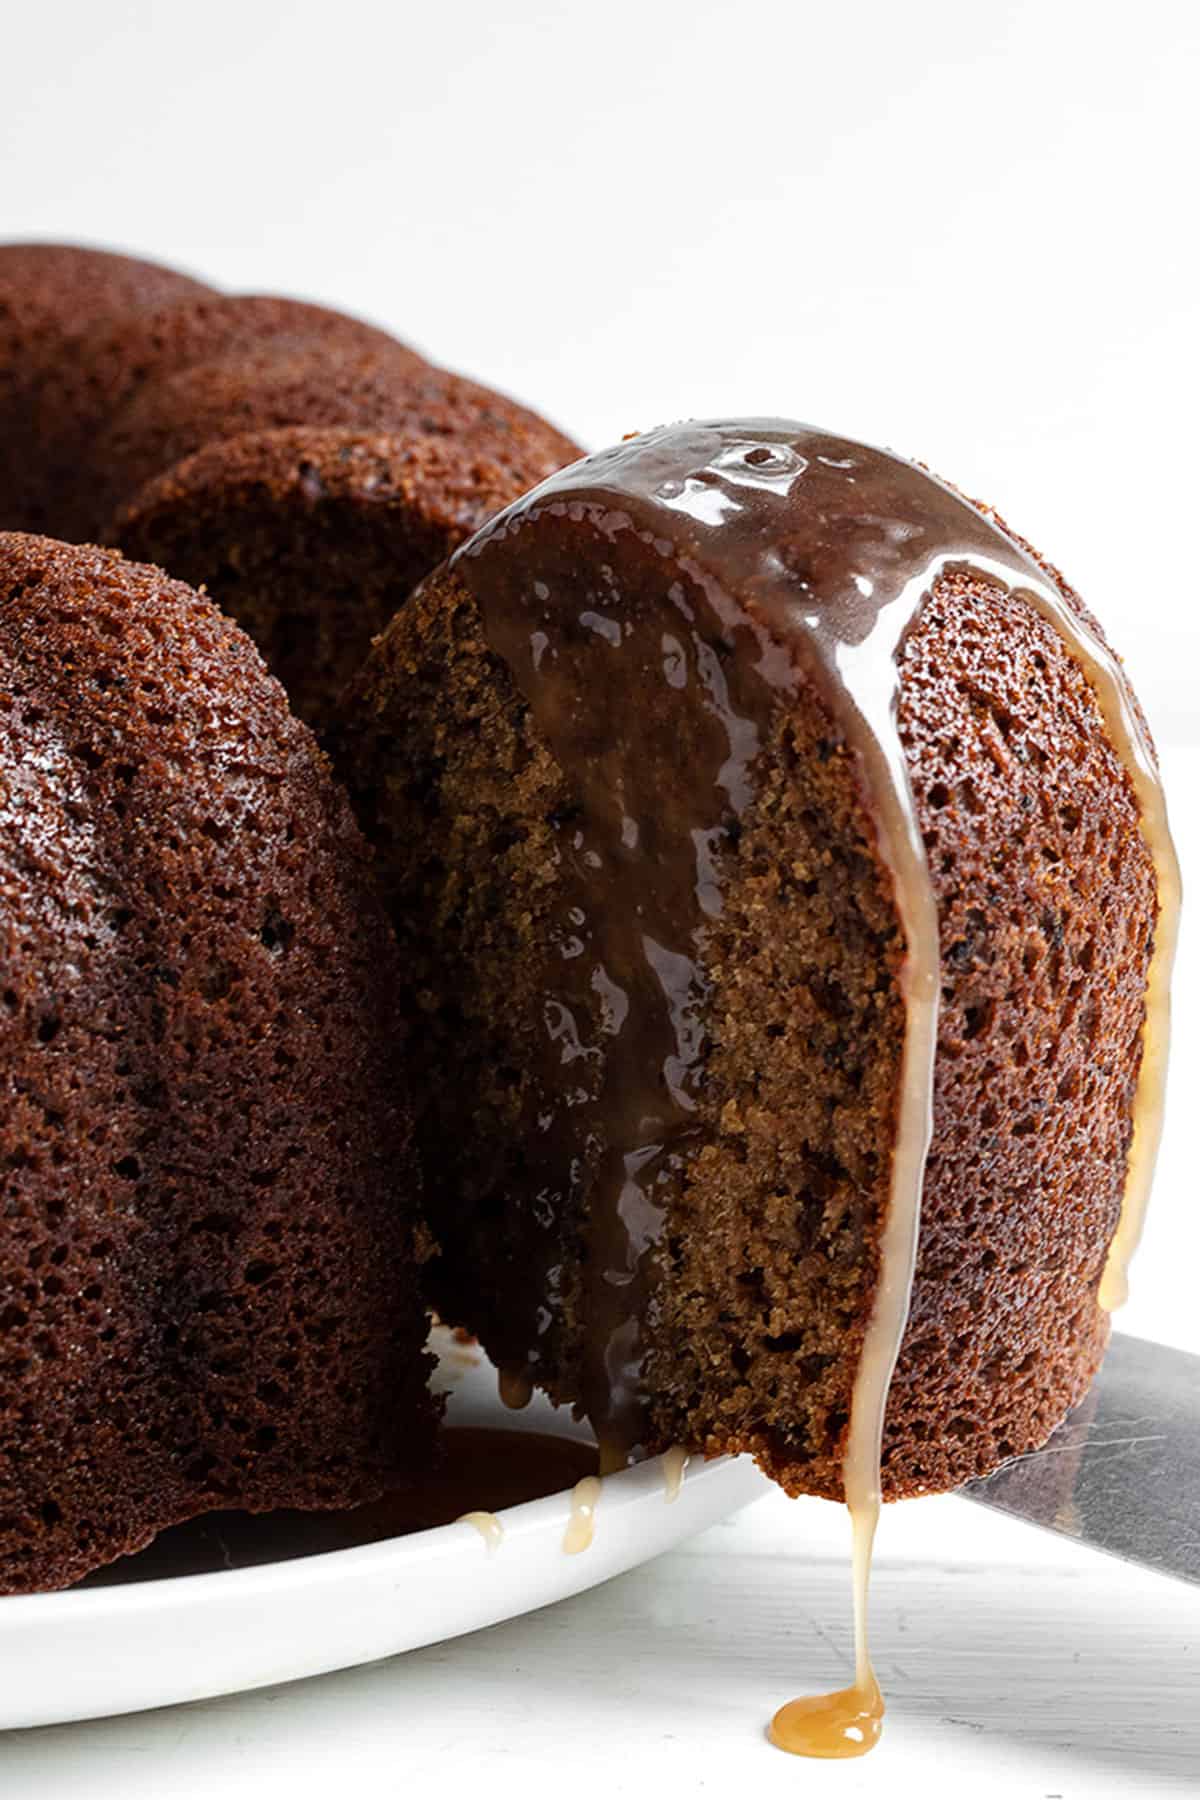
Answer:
[337,419,1177,1502]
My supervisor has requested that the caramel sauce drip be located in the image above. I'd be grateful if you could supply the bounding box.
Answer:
[769,1673,883,1759]
[562,1475,602,1554]
[662,1446,689,1503]
[456,1509,504,1552]
[498,1366,534,1411]
[769,1495,887,1758]
[452,420,1179,1756]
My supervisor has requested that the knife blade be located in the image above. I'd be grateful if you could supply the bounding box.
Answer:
[960,1331,1200,1586]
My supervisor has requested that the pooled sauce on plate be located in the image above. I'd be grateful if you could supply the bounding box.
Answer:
[84,1428,599,1584]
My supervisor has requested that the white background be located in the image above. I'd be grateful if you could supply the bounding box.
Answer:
[2,2,1198,1795]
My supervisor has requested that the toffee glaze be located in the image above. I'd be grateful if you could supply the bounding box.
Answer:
[457,1509,505,1551]
[563,1475,602,1554]
[451,420,1179,1757]
[662,1446,689,1503]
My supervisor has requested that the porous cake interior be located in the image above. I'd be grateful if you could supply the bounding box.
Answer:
[340,502,1158,1500]
[342,555,906,1498]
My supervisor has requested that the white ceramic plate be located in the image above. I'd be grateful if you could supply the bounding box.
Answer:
[0,1328,770,1730]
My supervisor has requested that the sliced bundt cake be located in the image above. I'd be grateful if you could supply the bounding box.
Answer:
[0,534,435,1594]
[337,420,1177,1503]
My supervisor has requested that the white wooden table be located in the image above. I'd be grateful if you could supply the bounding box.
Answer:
[2,772,1195,1800]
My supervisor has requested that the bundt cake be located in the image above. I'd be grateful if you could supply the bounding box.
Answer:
[0,244,1179,1736]
[0,241,581,731]
[338,420,1178,1512]
[0,534,436,1595]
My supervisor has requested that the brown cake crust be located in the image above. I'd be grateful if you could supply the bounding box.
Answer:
[30,292,416,544]
[879,563,1153,1492]
[338,478,1156,1501]
[93,349,580,540]
[0,534,436,1593]
[112,425,584,731]
[0,244,212,533]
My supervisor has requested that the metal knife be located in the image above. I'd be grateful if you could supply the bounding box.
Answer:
[961,1331,1200,1586]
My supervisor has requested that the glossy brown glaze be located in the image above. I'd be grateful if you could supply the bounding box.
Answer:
[455,510,764,1461]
